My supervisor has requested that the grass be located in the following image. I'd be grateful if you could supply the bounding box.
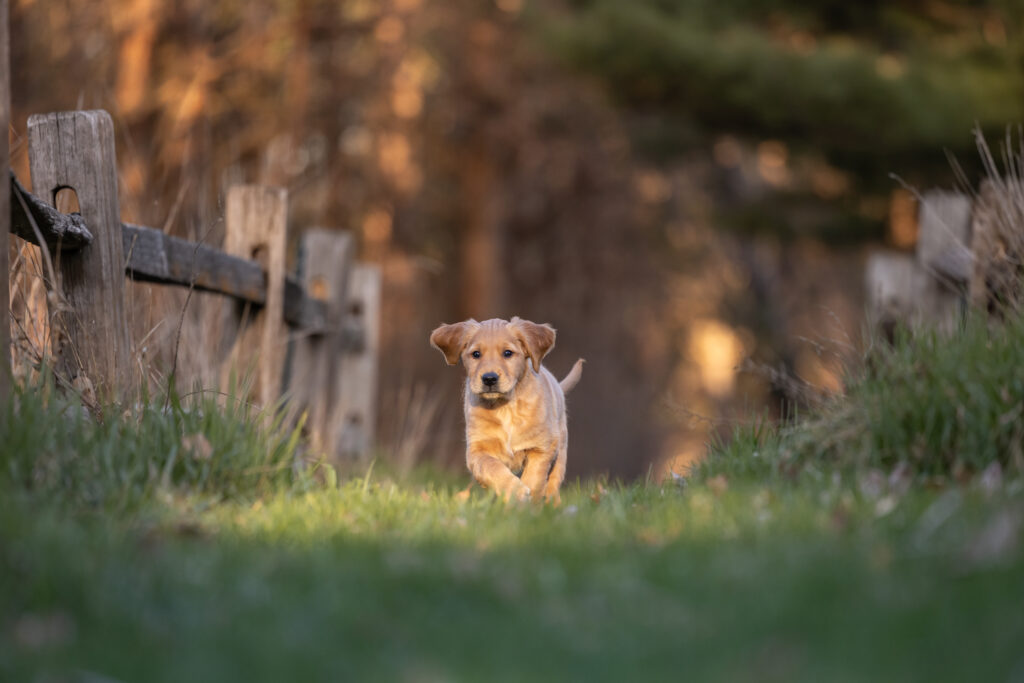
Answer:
[3,476,1023,682]
[697,311,1024,485]
[0,377,321,512]
[2,312,1024,681]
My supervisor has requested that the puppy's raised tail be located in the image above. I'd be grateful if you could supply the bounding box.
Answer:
[559,359,585,394]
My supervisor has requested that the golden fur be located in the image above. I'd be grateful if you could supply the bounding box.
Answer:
[430,317,583,504]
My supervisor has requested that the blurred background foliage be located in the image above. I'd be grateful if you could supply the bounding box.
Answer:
[543,1,1024,164]
[7,0,1024,478]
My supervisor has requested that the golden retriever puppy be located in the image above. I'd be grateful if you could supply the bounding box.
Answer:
[430,317,583,504]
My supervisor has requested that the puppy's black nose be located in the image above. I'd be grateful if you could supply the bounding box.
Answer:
[481,372,499,387]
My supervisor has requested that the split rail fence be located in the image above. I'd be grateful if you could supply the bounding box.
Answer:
[6,109,379,463]
[866,182,1021,332]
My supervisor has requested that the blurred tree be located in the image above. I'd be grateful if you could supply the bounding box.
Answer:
[534,0,1024,251]
[538,0,1024,177]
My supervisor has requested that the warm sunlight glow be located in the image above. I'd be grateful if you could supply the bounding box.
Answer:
[757,140,790,187]
[363,208,393,245]
[713,136,743,167]
[635,169,671,204]
[377,133,422,193]
[689,319,744,398]
[875,54,905,80]
[889,188,918,248]
[374,16,405,44]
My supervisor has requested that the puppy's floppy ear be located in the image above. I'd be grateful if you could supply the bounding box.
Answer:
[510,317,556,372]
[430,320,478,365]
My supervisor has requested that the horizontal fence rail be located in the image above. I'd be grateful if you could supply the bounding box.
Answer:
[10,171,328,333]
[122,223,328,332]
[9,170,93,248]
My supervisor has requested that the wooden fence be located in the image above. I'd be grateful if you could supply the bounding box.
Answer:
[6,109,379,463]
[866,182,1019,332]
[1,0,11,401]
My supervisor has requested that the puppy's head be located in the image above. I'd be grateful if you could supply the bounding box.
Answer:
[430,317,556,400]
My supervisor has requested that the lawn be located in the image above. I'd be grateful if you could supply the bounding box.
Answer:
[3,470,1023,682]
[2,313,1024,682]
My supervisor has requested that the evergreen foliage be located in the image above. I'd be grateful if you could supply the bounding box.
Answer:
[539,1,1024,178]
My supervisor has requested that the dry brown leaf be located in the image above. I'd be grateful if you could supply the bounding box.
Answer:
[707,475,729,497]
[182,433,213,461]
[72,374,96,407]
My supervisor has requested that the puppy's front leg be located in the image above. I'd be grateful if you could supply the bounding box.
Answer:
[467,441,531,502]
[519,448,557,503]
[542,443,567,506]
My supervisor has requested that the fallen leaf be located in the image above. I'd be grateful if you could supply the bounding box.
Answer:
[887,462,913,497]
[830,501,851,532]
[72,375,96,407]
[966,508,1022,567]
[978,461,1003,497]
[707,475,729,497]
[874,495,897,518]
[858,470,885,500]
[182,433,213,461]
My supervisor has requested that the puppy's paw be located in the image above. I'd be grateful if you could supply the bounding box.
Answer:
[543,486,562,507]
[506,483,532,504]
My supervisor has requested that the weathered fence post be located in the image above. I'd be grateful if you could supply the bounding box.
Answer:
[219,185,288,407]
[289,228,354,460]
[27,111,131,400]
[917,190,972,285]
[866,191,973,335]
[333,265,381,461]
[0,0,10,398]
[969,179,1024,312]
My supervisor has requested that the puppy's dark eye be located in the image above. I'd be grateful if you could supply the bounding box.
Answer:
[471,350,481,359]
[503,349,514,358]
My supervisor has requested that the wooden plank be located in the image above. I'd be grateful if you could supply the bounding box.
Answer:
[9,171,93,249]
[122,223,326,331]
[9,182,325,331]
[917,190,972,285]
[0,0,9,397]
[28,110,131,400]
[219,185,288,407]
[123,222,262,302]
[288,229,354,460]
[331,264,381,462]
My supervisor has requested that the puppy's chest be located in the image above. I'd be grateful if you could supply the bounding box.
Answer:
[473,403,549,454]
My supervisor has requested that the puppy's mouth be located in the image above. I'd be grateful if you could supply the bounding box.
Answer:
[478,390,506,400]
